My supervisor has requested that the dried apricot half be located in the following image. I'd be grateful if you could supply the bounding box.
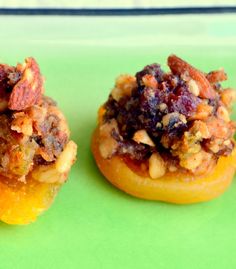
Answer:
[0,58,77,224]
[92,55,236,203]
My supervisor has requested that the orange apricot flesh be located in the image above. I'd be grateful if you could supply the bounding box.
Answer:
[0,176,59,225]
[92,127,236,204]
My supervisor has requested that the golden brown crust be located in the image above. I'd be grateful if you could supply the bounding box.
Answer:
[92,127,236,204]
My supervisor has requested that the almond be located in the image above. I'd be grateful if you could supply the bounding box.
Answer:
[8,58,44,111]
[168,55,216,99]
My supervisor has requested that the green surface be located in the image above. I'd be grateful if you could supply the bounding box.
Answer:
[0,15,236,269]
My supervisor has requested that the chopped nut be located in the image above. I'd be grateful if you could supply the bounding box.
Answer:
[149,152,166,179]
[47,105,70,136]
[224,139,231,146]
[207,139,222,153]
[171,130,202,157]
[206,68,227,83]
[190,103,213,120]
[156,122,162,128]
[179,114,187,124]
[188,79,200,96]
[142,74,158,88]
[190,120,210,139]
[11,112,33,136]
[180,150,204,170]
[168,165,177,172]
[32,164,66,184]
[162,112,186,127]
[99,119,120,159]
[206,117,230,139]
[133,129,155,147]
[217,106,230,122]
[159,103,167,111]
[191,151,215,175]
[55,141,77,174]
[111,74,137,101]
[220,88,236,108]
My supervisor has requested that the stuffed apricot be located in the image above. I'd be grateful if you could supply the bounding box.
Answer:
[91,55,236,204]
[0,58,77,224]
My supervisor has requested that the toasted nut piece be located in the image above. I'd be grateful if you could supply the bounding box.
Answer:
[159,103,167,111]
[217,106,230,122]
[172,131,201,155]
[180,150,204,170]
[221,88,236,108]
[56,141,77,174]
[11,113,33,136]
[99,119,120,159]
[168,165,177,172]
[206,68,227,83]
[206,117,230,139]
[162,112,187,127]
[224,139,231,146]
[133,129,155,147]
[208,142,221,153]
[191,151,215,175]
[47,105,70,137]
[8,58,44,110]
[149,152,166,179]
[32,164,66,184]
[190,120,210,139]
[187,79,200,96]
[142,74,158,88]
[168,55,216,99]
[190,103,213,120]
[111,75,137,101]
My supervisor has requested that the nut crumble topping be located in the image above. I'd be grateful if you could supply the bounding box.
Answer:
[98,55,236,178]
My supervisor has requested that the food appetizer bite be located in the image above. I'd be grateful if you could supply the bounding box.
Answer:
[92,54,236,204]
[0,58,77,224]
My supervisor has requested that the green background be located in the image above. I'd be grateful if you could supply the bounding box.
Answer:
[0,14,236,269]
